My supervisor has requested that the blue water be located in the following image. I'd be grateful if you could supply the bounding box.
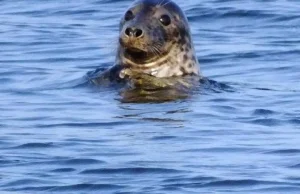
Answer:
[1,0,300,193]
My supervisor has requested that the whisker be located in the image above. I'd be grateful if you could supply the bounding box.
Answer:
[154,44,172,65]
[162,1,171,7]
[159,0,166,6]
[149,47,157,58]
[153,46,160,56]
[152,45,162,58]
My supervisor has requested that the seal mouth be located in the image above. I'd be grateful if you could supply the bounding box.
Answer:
[126,48,148,59]
[124,47,154,64]
[119,38,162,64]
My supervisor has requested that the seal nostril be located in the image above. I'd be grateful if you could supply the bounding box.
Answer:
[125,27,143,38]
[125,28,132,36]
[134,29,143,38]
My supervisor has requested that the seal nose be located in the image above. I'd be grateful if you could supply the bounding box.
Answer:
[125,27,143,38]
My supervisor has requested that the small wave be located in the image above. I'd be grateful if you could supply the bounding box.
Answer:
[179,147,253,153]
[271,14,300,22]
[289,119,300,125]
[249,118,281,127]
[53,9,99,16]
[252,109,276,116]
[61,158,106,165]
[81,167,181,175]
[203,179,283,187]
[200,78,235,93]
[150,136,178,140]
[249,186,300,192]
[6,157,106,167]
[187,7,276,21]
[9,184,125,192]
[289,163,300,168]
[8,186,54,192]
[50,168,76,173]
[0,160,10,165]
[2,179,49,187]
[63,138,111,143]
[221,9,275,18]
[254,87,277,91]
[47,183,125,192]
[161,179,284,191]
[13,142,55,149]
[265,149,300,155]
[164,179,281,189]
[34,121,135,128]
[163,175,218,183]
[141,118,184,123]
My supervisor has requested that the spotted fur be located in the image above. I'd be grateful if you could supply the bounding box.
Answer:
[114,0,200,78]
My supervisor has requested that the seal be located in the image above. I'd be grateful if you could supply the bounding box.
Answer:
[89,0,201,102]
[102,0,200,81]
[117,0,200,78]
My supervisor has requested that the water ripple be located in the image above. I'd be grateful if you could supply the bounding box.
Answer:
[81,167,182,175]
[1,0,300,193]
[9,184,125,192]
[13,142,56,149]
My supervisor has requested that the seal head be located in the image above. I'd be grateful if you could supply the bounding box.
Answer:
[117,0,200,78]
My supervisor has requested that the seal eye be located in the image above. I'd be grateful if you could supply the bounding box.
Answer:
[159,15,171,26]
[124,10,134,21]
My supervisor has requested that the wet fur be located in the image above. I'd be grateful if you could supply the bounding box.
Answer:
[115,0,200,78]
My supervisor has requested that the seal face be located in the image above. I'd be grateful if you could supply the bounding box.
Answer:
[116,0,200,78]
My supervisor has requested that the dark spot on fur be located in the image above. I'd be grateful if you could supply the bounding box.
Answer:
[188,63,193,68]
[179,27,186,38]
[180,67,186,74]
[183,54,188,63]
[181,47,184,51]
[173,29,179,37]
[179,37,186,45]
[178,27,188,45]
[161,28,168,41]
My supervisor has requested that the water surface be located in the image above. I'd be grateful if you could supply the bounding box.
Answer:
[1,0,300,193]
